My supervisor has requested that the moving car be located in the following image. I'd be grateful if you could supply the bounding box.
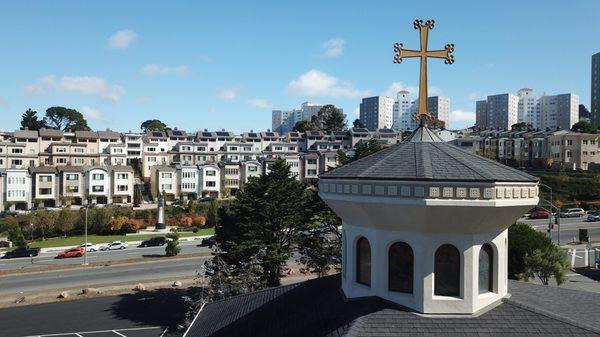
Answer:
[57,247,84,259]
[587,211,600,222]
[528,211,550,219]
[560,208,586,218]
[1,246,41,259]
[199,235,216,247]
[139,236,167,247]
[105,241,128,250]
[81,243,99,252]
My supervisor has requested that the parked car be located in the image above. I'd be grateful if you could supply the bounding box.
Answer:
[80,243,99,252]
[139,237,167,247]
[528,211,550,219]
[1,246,41,259]
[559,208,586,218]
[587,211,600,222]
[57,247,84,259]
[199,235,216,247]
[106,241,128,250]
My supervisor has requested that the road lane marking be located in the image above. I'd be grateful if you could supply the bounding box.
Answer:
[23,326,162,337]
[111,331,126,337]
[75,334,83,337]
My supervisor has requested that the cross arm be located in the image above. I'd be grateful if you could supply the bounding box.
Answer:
[393,43,420,63]
[425,44,455,64]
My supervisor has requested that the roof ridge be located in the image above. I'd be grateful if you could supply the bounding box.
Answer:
[503,298,600,334]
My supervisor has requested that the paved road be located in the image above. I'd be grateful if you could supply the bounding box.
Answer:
[0,240,210,270]
[519,216,600,244]
[0,256,209,295]
[0,292,188,337]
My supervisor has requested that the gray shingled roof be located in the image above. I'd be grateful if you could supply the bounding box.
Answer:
[186,275,600,337]
[320,138,537,182]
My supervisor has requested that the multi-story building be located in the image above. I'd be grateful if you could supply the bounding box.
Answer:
[150,165,178,201]
[486,93,519,130]
[86,167,111,205]
[428,96,451,129]
[359,96,394,131]
[111,166,134,204]
[475,100,488,129]
[220,162,241,196]
[58,166,84,205]
[549,130,600,170]
[0,168,32,210]
[517,88,539,128]
[240,160,262,185]
[272,110,296,134]
[198,164,220,198]
[591,52,600,128]
[30,166,59,207]
[538,93,579,131]
[392,91,412,131]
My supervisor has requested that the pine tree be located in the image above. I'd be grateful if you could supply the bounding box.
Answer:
[20,109,46,130]
[215,159,313,287]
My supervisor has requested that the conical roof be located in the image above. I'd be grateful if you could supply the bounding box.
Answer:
[320,126,537,182]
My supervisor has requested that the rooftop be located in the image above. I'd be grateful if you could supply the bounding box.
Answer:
[187,274,600,337]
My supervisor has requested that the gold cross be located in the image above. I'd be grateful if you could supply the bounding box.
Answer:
[394,19,454,126]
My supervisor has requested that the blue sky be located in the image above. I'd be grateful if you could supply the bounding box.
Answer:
[0,1,598,132]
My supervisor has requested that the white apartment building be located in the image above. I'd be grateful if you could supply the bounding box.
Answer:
[179,165,199,199]
[359,96,394,131]
[392,91,412,131]
[393,94,451,130]
[1,168,32,210]
[539,93,579,131]
[198,164,220,198]
[517,88,539,128]
[486,93,519,129]
[549,130,600,170]
[240,160,262,185]
[111,166,134,204]
[87,167,111,204]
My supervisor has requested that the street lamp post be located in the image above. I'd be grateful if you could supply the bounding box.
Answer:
[539,183,559,244]
[83,201,89,266]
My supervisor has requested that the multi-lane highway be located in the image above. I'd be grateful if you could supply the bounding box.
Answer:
[0,239,210,270]
[519,216,600,244]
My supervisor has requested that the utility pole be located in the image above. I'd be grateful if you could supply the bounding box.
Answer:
[83,201,89,266]
[539,183,559,244]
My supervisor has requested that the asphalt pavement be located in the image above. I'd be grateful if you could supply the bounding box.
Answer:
[0,240,210,270]
[519,216,600,244]
[0,290,191,337]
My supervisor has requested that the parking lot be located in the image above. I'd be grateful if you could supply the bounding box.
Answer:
[23,326,168,337]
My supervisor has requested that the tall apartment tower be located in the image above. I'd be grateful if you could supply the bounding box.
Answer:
[428,96,451,129]
[475,100,488,129]
[359,96,394,131]
[392,91,412,131]
[517,88,540,129]
[538,93,579,131]
[271,110,295,134]
[486,93,519,130]
[300,102,323,121]
[592,52,600,127]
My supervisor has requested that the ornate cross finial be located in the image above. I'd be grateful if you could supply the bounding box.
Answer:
[393,19,454,127]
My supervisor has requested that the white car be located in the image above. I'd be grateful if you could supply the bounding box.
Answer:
[80,243,99,252]
[105,241,128,250]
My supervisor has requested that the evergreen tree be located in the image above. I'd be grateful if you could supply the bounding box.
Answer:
[352,118,364,128]
[7,223,27,247]
[165,229,181,256]
[313,104,346,132]
[45,106,90,131]
[214,159,313,287]
[141,119,167,132]
[293,120,319,132]
[20,109,47,130]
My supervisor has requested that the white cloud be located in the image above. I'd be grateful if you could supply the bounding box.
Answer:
[108,29,138,49]
[287,69,369,99]
[81,106,104,121]
[23,75,126,102]
[247,98,271,109]
[321,38,345,58]
[217,88,236,101]
[451,109,476,123]
[140,64,189,75]
[382,81,442,98]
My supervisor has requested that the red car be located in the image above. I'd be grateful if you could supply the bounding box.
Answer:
[57,247,84,259]
[528,211,550,219]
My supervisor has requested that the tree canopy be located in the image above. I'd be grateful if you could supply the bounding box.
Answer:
[293,120,319,133]
[429,118,446,130]
[511,122,532,132]
[140,119,167,132]
[508,222,553,279]
[312,104,346,132]
[353,118,364,128]
[571,121,596,134]
[20,109,47,130]
[44,107,90,131]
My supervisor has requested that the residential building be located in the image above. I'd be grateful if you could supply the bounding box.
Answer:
[428,96,451,129]
[30,166,59,207]
[486,93,519,129]
[1,168,32,210]
[592,52,600,127]
[359,96,394,131]
[220,162,241,196]
[392,90,412,131]
[240,160,262,185]
[538,93,579,131]
[178,165,199,200]
[86,167,111,205]
[475,100,487,129]
[549,130,600,170]
[111,166,134,204]
[198,164,220,198]
[272,109,296,134]
[150,165,178,201]
[58,166,84,205]
[517,88,539,128]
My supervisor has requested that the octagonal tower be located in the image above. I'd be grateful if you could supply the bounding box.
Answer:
[318,127,538,314]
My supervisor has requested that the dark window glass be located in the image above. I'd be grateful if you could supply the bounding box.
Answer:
[479,243,494,294]
[388,242,413,293]
[434,244,460,296]
[356,237,371,286]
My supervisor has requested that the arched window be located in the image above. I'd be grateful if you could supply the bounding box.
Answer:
[356,237,371,286]
[434,244,460,296]
[388,242,413,293]
[479,243,494,294]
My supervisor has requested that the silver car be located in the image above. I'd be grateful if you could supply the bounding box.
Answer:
[560,208,586,218]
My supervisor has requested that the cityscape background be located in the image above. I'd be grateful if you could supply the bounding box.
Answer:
[0,1,599,132]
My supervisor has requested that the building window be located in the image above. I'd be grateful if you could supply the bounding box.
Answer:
[356,237,371,286]
[248,166,257,172]
[92,185,104,192]
[117,173,128,179]
[479,243,494,294]
[206,170,216,176]
[117,185,128,192]
[66,174,79,181]
[92,173,104,180]
[39,175,52,182]
[388,242,413,293]
[434,244,460,297]
[161,172,172,178]
[206,181,216,187]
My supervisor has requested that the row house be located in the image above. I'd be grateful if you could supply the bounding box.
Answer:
[30,166,59,207]
[151,164,222,201]
[0,168,32,211]
[142,131,170,178]
[549,131,600,170]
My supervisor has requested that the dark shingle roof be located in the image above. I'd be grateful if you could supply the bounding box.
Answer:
[186,275,600,337]
[320,141,537,182]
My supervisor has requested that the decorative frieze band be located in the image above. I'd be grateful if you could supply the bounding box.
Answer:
[319,181,538,201]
